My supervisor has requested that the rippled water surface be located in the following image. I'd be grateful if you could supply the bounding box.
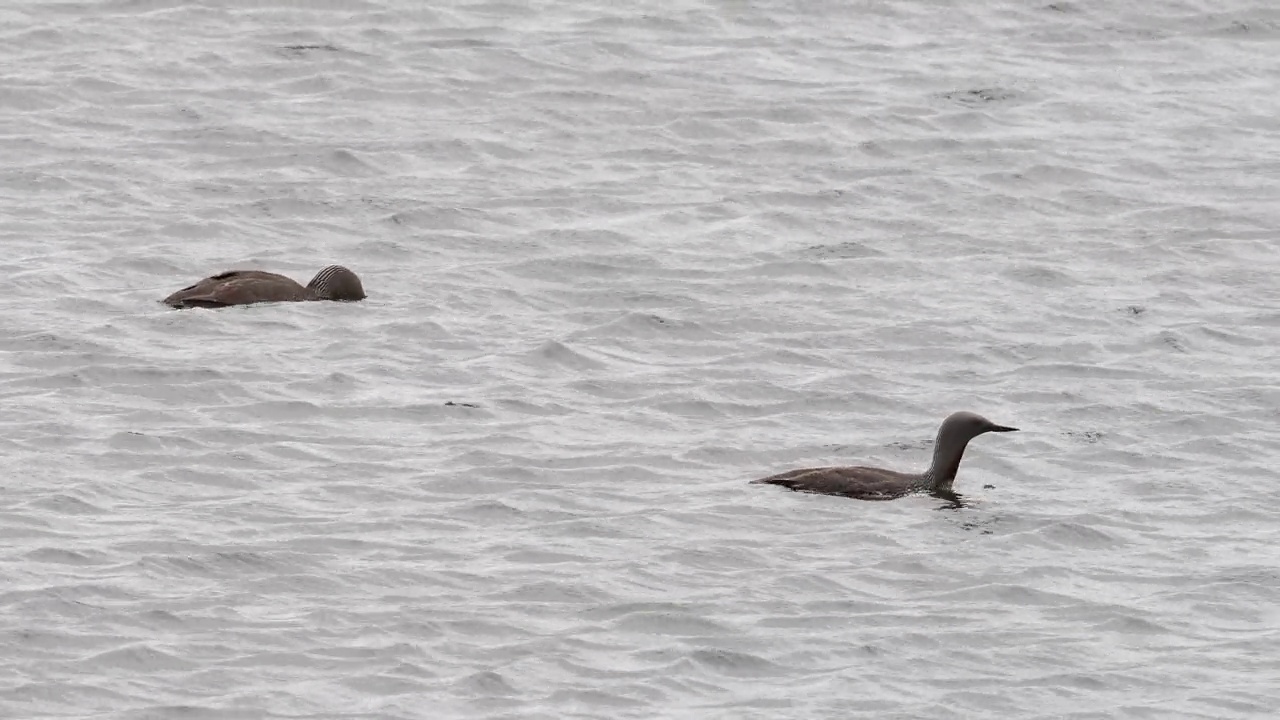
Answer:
[3,1,1279,718]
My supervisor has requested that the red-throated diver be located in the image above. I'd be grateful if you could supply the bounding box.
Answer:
[163,265,365,309]
[751,411,1018,500]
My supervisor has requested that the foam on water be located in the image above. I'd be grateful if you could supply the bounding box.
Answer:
[2,1,1279,718]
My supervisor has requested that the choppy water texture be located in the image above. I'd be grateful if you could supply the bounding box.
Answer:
[2,1,1279,718]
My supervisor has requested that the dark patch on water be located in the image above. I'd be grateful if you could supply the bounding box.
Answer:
[280,44,341,56]
[929,490,973,510]
[802,240,881,260]
[942,87,1019,106]
[1066,430,1102,443]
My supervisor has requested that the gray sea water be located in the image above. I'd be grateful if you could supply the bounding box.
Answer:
[3,1,1279,718]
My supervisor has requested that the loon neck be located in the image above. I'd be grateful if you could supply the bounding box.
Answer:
[920,434,974,492]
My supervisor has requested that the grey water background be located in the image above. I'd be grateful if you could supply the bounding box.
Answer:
[2,1,1279,718]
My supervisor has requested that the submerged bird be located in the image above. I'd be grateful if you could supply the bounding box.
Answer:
[162,265,366,309]
[751,411,1018,501]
